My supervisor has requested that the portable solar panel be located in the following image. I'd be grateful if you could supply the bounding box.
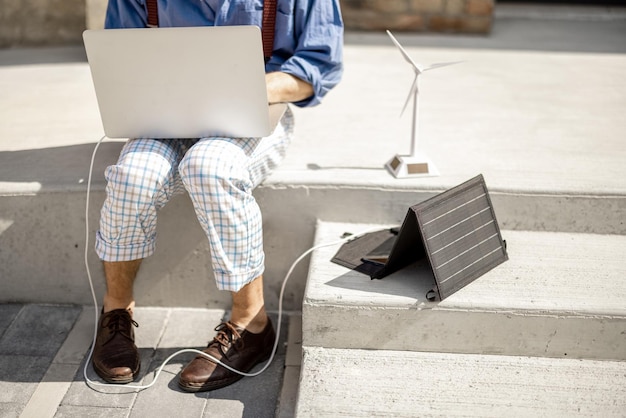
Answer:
[331,174,508,301]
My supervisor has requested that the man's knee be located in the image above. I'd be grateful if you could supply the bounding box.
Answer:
[105,161,170,206]
[178,140,251,191]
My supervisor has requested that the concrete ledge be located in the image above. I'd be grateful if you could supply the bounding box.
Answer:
[302,221,626,360]
[296,346,626,417]
[2,177,624,310]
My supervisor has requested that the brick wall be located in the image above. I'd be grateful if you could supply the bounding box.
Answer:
[340,0,495,34]
[85,0,495,33]
[0,0,494,47]
[0,0,85,47]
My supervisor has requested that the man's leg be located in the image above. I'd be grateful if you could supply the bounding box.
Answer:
[92,259,142,383]
[102,259,142,313]
[178,273,276,392]
[93,138,187,383]
[230,274,268,333]
[178,109,294,392]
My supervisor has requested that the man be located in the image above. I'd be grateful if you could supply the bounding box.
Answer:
[92,0,343,392]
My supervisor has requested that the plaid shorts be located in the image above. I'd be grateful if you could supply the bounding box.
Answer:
[95,107,294,292]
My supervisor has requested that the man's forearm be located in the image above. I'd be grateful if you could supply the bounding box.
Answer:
[265,72,314,104]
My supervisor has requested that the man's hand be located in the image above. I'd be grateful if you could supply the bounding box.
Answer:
[265,72,314,104]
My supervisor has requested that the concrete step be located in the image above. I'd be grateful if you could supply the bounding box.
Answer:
[303,221,626,361]
[295,346,626,417]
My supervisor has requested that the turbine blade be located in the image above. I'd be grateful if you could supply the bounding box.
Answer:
[387,30,422,73]
[400,75,418,117]
[422,61,463,71]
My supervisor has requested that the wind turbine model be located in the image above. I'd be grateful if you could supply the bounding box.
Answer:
[385,30,461,178]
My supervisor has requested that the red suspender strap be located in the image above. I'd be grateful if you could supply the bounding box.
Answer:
[146,0,159,27]
[262,0,277,62]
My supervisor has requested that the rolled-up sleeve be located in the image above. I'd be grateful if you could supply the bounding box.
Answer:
[274,0,344,107]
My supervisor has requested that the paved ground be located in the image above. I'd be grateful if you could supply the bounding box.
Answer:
[0,3,625,417]
[0,304,301,418]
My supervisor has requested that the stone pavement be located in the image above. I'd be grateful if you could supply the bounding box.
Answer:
[0,304,300,418]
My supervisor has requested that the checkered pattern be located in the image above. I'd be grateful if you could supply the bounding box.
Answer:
[96,107,294,291]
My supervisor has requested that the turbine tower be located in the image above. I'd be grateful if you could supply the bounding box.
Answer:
[385,30,460,178]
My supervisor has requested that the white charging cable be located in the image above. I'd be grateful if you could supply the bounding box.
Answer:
[83,136,382,392]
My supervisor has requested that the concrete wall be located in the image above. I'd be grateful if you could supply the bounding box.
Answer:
[0,0,494,47]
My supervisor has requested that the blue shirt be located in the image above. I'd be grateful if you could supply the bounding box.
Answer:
[104,0,344,107]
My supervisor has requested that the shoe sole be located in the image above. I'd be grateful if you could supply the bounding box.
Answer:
[178,374,244,392]
[93,363,140,385]
[177,351,272,393]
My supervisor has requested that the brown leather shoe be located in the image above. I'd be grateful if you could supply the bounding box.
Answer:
[178,319,275,392]
[92,309,140,383]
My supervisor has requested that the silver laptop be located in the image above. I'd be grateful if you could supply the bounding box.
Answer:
[83,26,287,139]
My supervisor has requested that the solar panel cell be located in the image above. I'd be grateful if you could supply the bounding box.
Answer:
[415,175,508,300]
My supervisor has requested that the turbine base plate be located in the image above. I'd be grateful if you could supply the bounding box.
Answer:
[385,154,439,178]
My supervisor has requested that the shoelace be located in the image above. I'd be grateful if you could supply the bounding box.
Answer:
[101,310,139,344]
[211,322,244,352]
